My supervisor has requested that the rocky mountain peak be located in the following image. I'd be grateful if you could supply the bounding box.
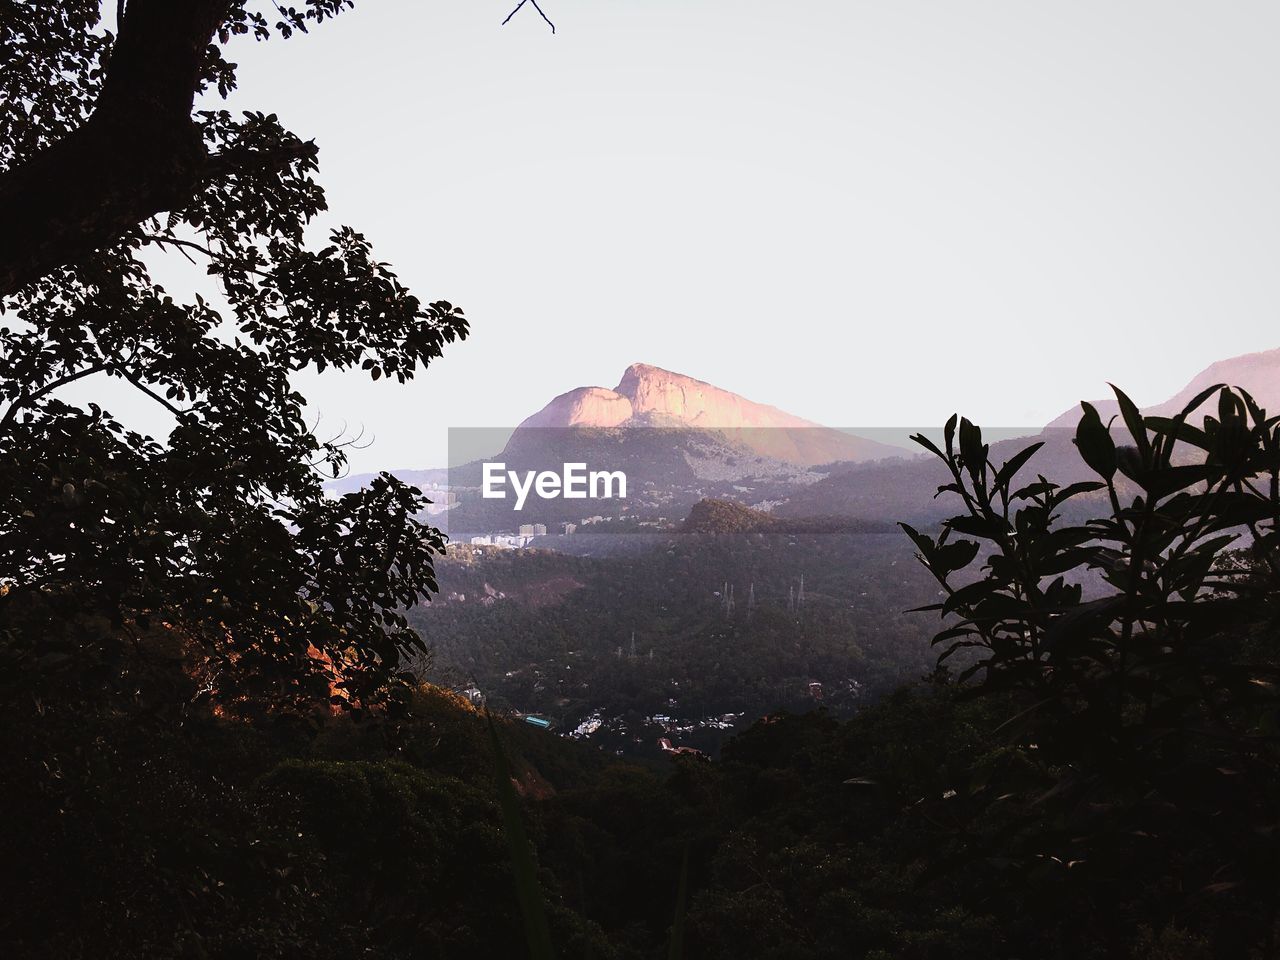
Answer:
[513,363,901,466]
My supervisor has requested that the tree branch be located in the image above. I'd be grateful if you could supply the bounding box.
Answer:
[502,0,556,34]
[0,0,233,298]
[0,363,112,434]
[114,366,187,418]
[141,235,215,264]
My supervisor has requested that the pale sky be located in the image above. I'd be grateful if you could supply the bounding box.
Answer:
[73,1,1280,470]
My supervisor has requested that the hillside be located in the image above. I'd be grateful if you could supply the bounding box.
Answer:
[780,347,1280,525]
[412,524,939,759]
[1046,346,1280,428]
[682,498,781,533]
[682,498,898,535]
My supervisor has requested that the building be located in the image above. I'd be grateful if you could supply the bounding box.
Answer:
[468,534,535,550]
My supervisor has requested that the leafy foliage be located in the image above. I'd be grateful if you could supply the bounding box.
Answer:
[0,1,466,711]
[904,385,1280,950]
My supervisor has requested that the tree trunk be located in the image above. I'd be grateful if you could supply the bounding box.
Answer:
[0,0,229,296]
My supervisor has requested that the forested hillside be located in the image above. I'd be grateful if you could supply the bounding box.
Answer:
[411,530,940,756]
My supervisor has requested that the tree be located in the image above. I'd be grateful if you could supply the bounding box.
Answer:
[0,1,467,712]
[904,385,1280,951]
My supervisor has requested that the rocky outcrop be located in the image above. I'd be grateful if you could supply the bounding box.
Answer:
[615,363,814,430]
[515,363,902,466]
[517,386,633,429]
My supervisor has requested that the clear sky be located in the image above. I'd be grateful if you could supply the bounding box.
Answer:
[76,1,1280,470]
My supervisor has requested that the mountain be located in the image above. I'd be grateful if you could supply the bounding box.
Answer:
[782,346,1280,524]
[433,362,906,534]
[516,363,902,467]
[326,363,904,533]
[1046,346,1280,429]
[336,351,1278,534]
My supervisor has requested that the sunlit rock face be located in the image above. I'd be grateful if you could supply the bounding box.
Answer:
[614,363,815,430]
[517,386,634,429]
[515,363,902,466]
[520,363,819,432]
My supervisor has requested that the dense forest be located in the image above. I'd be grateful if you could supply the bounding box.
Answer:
[410,530,941,757]
[3,5,1279,959]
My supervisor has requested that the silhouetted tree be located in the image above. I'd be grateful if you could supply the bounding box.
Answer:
[0,1,467,711]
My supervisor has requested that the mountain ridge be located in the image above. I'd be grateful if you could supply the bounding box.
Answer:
[1046,346,1280,429]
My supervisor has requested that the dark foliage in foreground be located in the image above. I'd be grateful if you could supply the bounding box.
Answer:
[1,2,465,713]
[6,382,1279,958]
[903,383,1280,955]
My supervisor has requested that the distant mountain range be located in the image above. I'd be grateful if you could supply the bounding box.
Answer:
[331,348,1278,533]
[1046,346,1280,429]
[782,345,1280,524]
